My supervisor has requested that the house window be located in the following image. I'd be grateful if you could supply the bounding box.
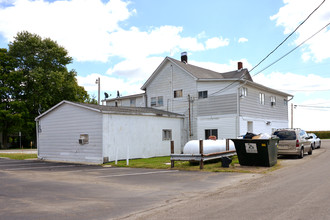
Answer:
[284,99,288,106]
[174,89,183,98]
[151,96,163,107]
[158,96,163,106]
[270,96,276,106]
[130,98,136,107]
[198,91,208,99]
[205,129,218,140]
[162,129,172,141]
[259,93,265,105]
[151,97,157,106]
[240,87,248,97]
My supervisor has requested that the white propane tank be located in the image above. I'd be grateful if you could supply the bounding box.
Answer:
[183,139,235,154]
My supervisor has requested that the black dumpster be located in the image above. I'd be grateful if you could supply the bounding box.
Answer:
[231,139,279,167]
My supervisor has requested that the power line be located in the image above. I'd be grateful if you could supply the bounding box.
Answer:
[252,21,330,77]
[249,0,326,73]
[207,0,326,97]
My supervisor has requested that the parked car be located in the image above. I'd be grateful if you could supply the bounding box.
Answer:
[273,128,312,158]
[308,133,321,149]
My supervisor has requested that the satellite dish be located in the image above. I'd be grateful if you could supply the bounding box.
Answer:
[104,92,109,99]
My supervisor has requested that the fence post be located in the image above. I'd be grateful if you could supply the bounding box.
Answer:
[171,140,174,168]
[199,140,204,169]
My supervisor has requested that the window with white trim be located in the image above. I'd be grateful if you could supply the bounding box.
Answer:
[174,89,183,98]
[270,96,276,106]
[162,129,172,141]
[259,93,265,105]
[151,96,163,107]
[240,87,248,97]
[205,129,218,139]
[198,91,208,99]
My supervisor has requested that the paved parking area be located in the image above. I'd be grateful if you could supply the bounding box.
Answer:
[0,158,257,220]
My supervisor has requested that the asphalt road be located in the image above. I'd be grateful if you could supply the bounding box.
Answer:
[130,140,330,220]
[0,140,329,220]
[0,157,257,220]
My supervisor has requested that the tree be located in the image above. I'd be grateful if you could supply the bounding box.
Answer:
[0,31,91,148]
[0,48,27,148]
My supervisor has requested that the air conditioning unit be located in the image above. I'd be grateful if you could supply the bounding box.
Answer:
[271,101,275,106]
[79,138,85,145]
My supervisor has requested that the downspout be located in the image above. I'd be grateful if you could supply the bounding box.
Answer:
[188,94,191,138]
[237,86,240,138]
[171,64,173,112]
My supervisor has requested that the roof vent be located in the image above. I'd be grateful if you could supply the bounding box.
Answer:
[181,52,188,64]
[237,62,243,70]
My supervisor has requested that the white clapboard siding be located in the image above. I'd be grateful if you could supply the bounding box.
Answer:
[240,86,288,120]
[102,114,182,161]
[196,93,237,116]
[197,115,237,139]
[38,103,103,163]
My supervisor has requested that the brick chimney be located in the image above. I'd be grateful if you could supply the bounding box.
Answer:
[238,62,243,70]
[181,52,188,63]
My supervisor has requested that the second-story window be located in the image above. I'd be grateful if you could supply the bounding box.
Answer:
[270,96,276,106]
[241,87,248,97]
[151,96,163,107]
[198,91,208,99]
[174,89,183,98]
[259,93,265,105]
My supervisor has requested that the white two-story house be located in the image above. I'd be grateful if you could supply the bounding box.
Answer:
[106,53,292,145]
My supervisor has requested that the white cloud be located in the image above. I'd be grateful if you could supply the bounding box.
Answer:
[253,71,330,94]
[238,37,248,43]
[205,37,229,49]
[270,0,330,62]
[106,56,164,81]
[77,73,144,97]
[0,0,134,62]
[107,25,205,59]
[190,58,253,73]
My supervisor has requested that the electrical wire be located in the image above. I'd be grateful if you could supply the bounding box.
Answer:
[207,0,326,97]
[249,0,326,73]
[252,21,330,77]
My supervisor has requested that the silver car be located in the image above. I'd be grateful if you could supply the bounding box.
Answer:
[273,128,312,158]
[308,133,321,149]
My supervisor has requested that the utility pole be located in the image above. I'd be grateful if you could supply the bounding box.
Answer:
[291,103,293,128]
[95,77,100,105]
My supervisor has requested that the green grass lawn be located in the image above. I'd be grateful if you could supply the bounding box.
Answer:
[0,153,37,160]
[104,155,257,173]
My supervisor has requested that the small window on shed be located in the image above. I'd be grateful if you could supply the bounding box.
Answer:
[162,129,172,141]
[174,89,183,98]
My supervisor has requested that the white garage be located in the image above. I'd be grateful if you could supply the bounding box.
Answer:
[35,100,183,164]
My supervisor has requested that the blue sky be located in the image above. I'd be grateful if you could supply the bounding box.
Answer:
[0,0,329,130]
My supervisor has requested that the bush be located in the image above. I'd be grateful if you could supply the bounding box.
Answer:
[307,131,330,139]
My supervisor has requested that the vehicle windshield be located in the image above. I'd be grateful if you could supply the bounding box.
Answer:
[273,130,296,140]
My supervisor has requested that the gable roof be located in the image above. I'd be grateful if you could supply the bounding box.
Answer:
[35,100,183,121]
[141,56,253,90]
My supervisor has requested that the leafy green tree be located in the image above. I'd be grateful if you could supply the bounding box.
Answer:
[0,31,92,148]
